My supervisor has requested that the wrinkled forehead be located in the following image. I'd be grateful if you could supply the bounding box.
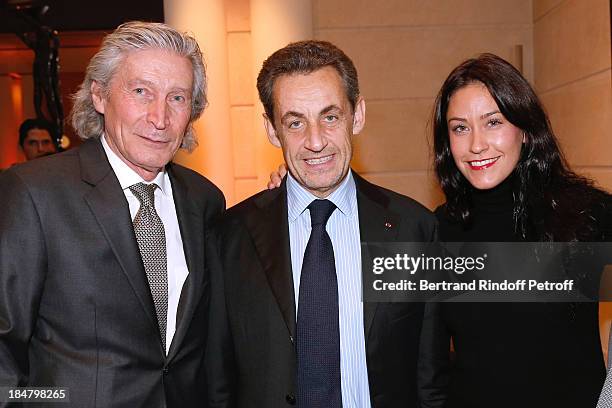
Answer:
[110,48,194,88]
[272,67,350,116]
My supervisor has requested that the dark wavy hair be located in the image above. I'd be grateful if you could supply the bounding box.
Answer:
[256,40,359,126]
[433,53,609,241]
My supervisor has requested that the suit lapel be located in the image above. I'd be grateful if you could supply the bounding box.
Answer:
[80,139,160,338]
[237,172,401,343]
[354,173,401,340]
[166,165,205,360]
[244,181,296,339]
[242,173,400,342]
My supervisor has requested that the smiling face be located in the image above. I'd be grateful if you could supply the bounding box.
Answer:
[264,66,365,198]
[91,48,193,181]
[447,83,524,190]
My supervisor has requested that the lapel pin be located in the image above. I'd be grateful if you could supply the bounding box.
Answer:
[384,222,393,229]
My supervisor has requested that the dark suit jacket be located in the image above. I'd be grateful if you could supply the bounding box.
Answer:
[0,138,225,407]
[207,173,437,408]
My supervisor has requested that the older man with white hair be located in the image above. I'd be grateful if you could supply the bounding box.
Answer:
[0,21,224,407]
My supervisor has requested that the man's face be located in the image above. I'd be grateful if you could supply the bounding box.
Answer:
[264,66,365,198]
[22,128,56,160]
[91,48,194,181]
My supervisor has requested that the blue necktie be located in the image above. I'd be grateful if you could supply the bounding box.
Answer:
[297,199,342,408]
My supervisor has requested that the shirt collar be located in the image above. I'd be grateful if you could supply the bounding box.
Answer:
[286,169,357,223]
[101,134,170,196]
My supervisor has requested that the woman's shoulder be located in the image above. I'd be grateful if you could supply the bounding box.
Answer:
[433,203,462,231]
[588,188,612,241]
[433,203,447,218]
[555,182,612,241]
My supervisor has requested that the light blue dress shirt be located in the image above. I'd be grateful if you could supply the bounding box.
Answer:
[287,170,372,408]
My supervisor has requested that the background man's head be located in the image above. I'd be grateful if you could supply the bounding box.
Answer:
[70,21,207,180]
[19,118,57,161]
[257,40,365,198]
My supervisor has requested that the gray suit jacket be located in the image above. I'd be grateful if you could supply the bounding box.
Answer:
[0,138,225,407]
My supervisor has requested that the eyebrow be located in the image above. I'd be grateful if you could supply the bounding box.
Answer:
[447,110,501,122]
[280,105,342,122]
[126,79,191,94]
[481,110,500,119]
[320,104,341,115]
[127,79,155,88]
[280,111,306,123]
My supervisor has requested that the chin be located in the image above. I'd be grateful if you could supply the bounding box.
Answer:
[469,178,504,190]
[139,153,172,167]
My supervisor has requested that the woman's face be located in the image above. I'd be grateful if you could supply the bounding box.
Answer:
[447,83,524,190]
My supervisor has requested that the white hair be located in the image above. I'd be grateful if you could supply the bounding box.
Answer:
[70,21,207,151]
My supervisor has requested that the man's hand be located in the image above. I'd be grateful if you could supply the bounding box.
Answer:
[267,164,287,189]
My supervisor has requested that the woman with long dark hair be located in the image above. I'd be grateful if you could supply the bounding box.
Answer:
[421,53,612,408]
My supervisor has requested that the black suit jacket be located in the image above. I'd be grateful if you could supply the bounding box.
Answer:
[207,173,437,408]
[0,138,225,407]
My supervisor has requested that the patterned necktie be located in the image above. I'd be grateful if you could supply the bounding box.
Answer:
[597,326,612,407]
[296,199,342,408]
[598,371,612,408]
[129,182,168,352]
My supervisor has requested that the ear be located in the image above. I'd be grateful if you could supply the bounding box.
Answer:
[263,113,282,148]
[352,96,366,135]
[91,81,106,114]
[522,132,527,143]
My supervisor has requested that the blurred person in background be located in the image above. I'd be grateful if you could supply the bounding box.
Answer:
[18,118,57,160]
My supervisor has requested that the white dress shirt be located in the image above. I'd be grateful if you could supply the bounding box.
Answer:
[287,170,372,408]
[101,135,189,354]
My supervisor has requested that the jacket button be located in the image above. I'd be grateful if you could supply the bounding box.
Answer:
[285,394,296,405]
[163,367,169,375]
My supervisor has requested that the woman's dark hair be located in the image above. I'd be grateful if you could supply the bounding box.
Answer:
[433,53,609,241]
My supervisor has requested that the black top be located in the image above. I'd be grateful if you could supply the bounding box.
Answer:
[438,175,517,242]
[425,177,606,408]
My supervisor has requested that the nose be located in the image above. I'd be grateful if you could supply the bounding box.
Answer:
[147,97,169,130]
[41,141,54,152]
[35,141,51,153]
[303,123,328,152]
[470,127,488,154]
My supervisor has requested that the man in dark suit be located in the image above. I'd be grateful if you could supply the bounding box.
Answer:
[0,22,224,407]
[207,40,437,408]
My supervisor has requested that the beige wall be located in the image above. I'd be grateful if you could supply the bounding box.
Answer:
[226,0,258,203]
[224,0,609,209]
[224,0,535,208]
[313,0,534,210]
[224,0,313,204]
[165,0,237,204]
[533,0,612,191]
[532,0,612,361]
